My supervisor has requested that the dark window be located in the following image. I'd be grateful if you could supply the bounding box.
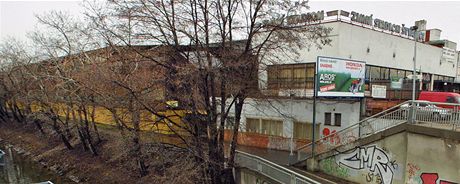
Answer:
[324,113,332,126]
[334,113,342,126]
[365,66,370,79]
[370,66,380,80]
[225,117,235,129]
[381,68,390,80]
[446,96,456,103]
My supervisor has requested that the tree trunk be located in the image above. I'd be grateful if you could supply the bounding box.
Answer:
[9,102,20,122]
[132,103,147,177]
[77,128,89,151]
[63,106,72,138]
[227,96,244,169]
[51,115,73,150]
[34,119,46,135]
[77,110,89,151]
[90,104,101,143]
[82,107,98,156]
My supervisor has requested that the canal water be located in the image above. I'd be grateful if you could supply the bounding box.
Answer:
[0,145,71,184]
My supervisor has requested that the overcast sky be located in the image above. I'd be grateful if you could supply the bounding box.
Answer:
[1,1,460,46]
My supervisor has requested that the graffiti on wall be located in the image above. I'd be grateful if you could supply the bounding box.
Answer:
[335,145,397,184]
[407,163,422,184]
[406,163,457,184]
[322,128,357,146]
[320,157,350,178]
[364,172,383,183]
[420,173,457,184]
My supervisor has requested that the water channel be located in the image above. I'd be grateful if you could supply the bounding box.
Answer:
[0,145,71,184]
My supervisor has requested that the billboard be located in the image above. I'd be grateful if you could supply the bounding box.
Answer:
[317,56,366,97]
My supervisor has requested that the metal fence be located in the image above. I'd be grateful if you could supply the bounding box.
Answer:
[235,150,321,184]
[292,100,460,165]
[410,101,460,130]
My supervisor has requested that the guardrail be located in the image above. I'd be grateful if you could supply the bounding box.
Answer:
[292,100,460,166]
[410,101,460,130]
[235,150,321,184]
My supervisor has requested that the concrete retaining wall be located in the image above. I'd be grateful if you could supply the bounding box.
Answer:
[316,125,460,184]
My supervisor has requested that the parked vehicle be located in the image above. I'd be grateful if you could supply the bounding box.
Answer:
[418,91,460,109]
[400,100,451,119]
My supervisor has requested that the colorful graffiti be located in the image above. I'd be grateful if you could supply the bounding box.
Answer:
[420,173,457,184]
[336,145,396,184]
[407,163,422,184]
[320,157,350,178]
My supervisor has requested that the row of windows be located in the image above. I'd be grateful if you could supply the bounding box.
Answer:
[266,63,455,91]
[246,118,284,137]
[366,65,412,81]
[226,117,320,140]
[267,63,315,89]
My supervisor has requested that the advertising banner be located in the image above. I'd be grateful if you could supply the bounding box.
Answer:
[317,56,366,97]
[390,77,403,89]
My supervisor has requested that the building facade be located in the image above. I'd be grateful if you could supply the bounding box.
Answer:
[228,10,460,151]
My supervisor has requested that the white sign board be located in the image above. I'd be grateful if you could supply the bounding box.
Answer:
[442,47,456,63]
[371,85,387,99]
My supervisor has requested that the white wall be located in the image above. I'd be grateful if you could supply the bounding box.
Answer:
[302,21,456,77]
[259,21,457,89]
[457,51,460,83]
[229,98,361,139]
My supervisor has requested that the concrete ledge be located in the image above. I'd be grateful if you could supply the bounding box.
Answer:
[315,123,460,161]
[407,124,460,140]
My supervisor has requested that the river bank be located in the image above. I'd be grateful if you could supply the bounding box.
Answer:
[0,122,198,183]
[0,142,73,183]
[0,123,136,183]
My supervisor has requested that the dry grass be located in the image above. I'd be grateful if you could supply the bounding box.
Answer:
[0,122,202,184]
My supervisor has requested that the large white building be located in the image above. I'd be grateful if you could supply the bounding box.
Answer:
[226,10,460,151]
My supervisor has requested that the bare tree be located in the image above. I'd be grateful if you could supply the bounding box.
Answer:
[84,0,331,183]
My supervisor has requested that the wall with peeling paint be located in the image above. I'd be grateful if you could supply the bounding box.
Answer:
[225,98,360,151]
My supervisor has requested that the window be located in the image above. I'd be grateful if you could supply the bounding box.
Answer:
[246,118,260,133]
[446,96,456,103]
[262,119,283,136]
[381,68,390,80]
[324,113,332,126]
[397,70,406,79]
[266,63,315,90]
[225,116,235,130]
[246,118,283,136]
[334,113,342,127]
[293,122,308,139]
[370,66,380,80]
[293,122,320,140]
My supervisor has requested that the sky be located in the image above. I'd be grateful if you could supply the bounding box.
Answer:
[1,0,460,46]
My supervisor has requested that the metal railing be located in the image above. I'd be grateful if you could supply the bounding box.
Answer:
[292,100,460,165]
[236,150,321,184]
[410,101,460,130]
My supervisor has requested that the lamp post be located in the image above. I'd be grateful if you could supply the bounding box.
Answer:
[409,25,418,124]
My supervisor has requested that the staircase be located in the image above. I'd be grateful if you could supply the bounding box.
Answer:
[291,100,412,166]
